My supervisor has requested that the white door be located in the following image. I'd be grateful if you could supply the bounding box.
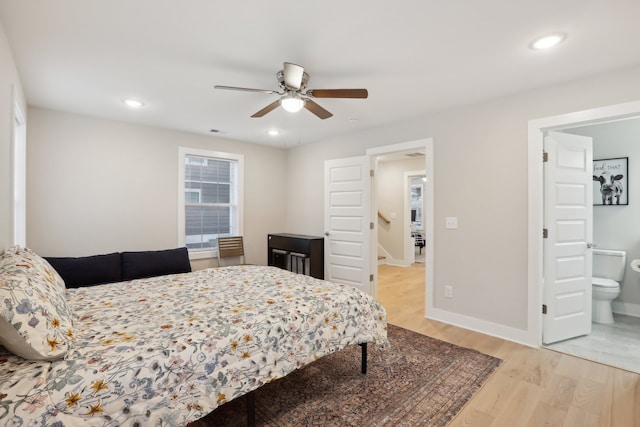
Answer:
[543,131,593,344]
[324,156,372,295]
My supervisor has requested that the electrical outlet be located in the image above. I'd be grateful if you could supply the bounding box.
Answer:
[445,285,453,298]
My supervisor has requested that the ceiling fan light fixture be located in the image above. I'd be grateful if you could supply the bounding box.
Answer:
[280,94,305,113]
[216,62,367,119]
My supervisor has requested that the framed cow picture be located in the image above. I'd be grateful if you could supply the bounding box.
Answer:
[593,157,628,206]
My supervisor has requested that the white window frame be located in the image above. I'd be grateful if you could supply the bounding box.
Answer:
[178,147,244,260]
[185,188,201,204]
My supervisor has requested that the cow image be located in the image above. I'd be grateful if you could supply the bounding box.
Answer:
[593,171,624,205]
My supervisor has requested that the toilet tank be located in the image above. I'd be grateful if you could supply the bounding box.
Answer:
[593,249,626,281]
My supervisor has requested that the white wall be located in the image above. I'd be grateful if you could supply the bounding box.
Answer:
[9,6,640,342]
[26,108,288,268]
[286,64,640,339]
[567,119,640,315]
[0,20,27,250]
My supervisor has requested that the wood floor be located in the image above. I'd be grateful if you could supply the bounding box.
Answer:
[376,263,640,427]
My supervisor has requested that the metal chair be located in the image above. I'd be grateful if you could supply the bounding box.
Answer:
[217,236,246,266]
[413,232,425,254]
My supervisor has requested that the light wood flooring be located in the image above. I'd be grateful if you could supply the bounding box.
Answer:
[376,263,640,427]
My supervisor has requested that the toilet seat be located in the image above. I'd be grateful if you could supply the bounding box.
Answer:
[592,277,619,288]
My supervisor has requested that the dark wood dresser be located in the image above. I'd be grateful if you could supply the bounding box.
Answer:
[267,233,324,279]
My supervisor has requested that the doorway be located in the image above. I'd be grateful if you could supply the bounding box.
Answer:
[408,173,427,264]
[11,97,26,246]
[367,138,433,318]
[528,99,640,372]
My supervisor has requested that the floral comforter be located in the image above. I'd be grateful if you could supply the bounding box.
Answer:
[0,265,387,426]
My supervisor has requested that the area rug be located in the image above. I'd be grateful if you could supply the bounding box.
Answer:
[191,324,502,427]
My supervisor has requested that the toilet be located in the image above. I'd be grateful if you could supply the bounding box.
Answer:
[592,248,626,324]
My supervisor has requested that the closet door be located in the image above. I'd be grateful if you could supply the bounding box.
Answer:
[324,156,372,295]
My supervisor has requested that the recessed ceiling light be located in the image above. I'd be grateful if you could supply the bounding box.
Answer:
[529,33,566,50]
[266,129,280,136]
[123,98,144,108]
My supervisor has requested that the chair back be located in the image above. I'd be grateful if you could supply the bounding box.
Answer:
[217,236,245,266]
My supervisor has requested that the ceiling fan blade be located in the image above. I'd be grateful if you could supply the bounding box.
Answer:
[306,89,368,99]
[304,99,333,120]
[251,100,280,118]
[214,85,280,95]
[283,62,305,90]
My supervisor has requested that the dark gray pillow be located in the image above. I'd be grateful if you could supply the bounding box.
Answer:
[121,247,191,281]
[45,253,123,288]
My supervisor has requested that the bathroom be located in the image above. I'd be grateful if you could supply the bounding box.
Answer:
[543,117,640,373]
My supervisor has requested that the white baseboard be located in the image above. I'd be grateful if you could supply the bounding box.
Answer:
[427,307,538,348]
[612,301,640,318]
[385,258,412,267]
[427,301,640,350]
[377,244,415,267]
[377,244,392,264]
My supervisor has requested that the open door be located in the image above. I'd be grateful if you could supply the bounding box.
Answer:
[543,131,593,344]
[324,156,372,295]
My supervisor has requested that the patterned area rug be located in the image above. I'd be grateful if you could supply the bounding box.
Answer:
[191,324,502,427]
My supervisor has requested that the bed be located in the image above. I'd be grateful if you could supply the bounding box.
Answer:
[0,247,387,426]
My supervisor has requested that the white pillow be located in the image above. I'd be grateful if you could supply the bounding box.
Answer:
[0,246,74,360]
[21,246,67,290]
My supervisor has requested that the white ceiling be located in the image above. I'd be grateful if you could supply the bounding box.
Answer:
[1,0,640,148]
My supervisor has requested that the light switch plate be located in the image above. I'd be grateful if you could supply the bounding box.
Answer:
[445,217,458,229]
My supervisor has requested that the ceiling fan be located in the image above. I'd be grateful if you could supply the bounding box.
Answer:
[214,62,368,120]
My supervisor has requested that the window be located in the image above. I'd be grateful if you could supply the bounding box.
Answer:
[178,148,244,258]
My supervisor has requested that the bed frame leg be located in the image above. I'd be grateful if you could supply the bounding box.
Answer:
[246,392,255,427]
[359,343,367,374]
